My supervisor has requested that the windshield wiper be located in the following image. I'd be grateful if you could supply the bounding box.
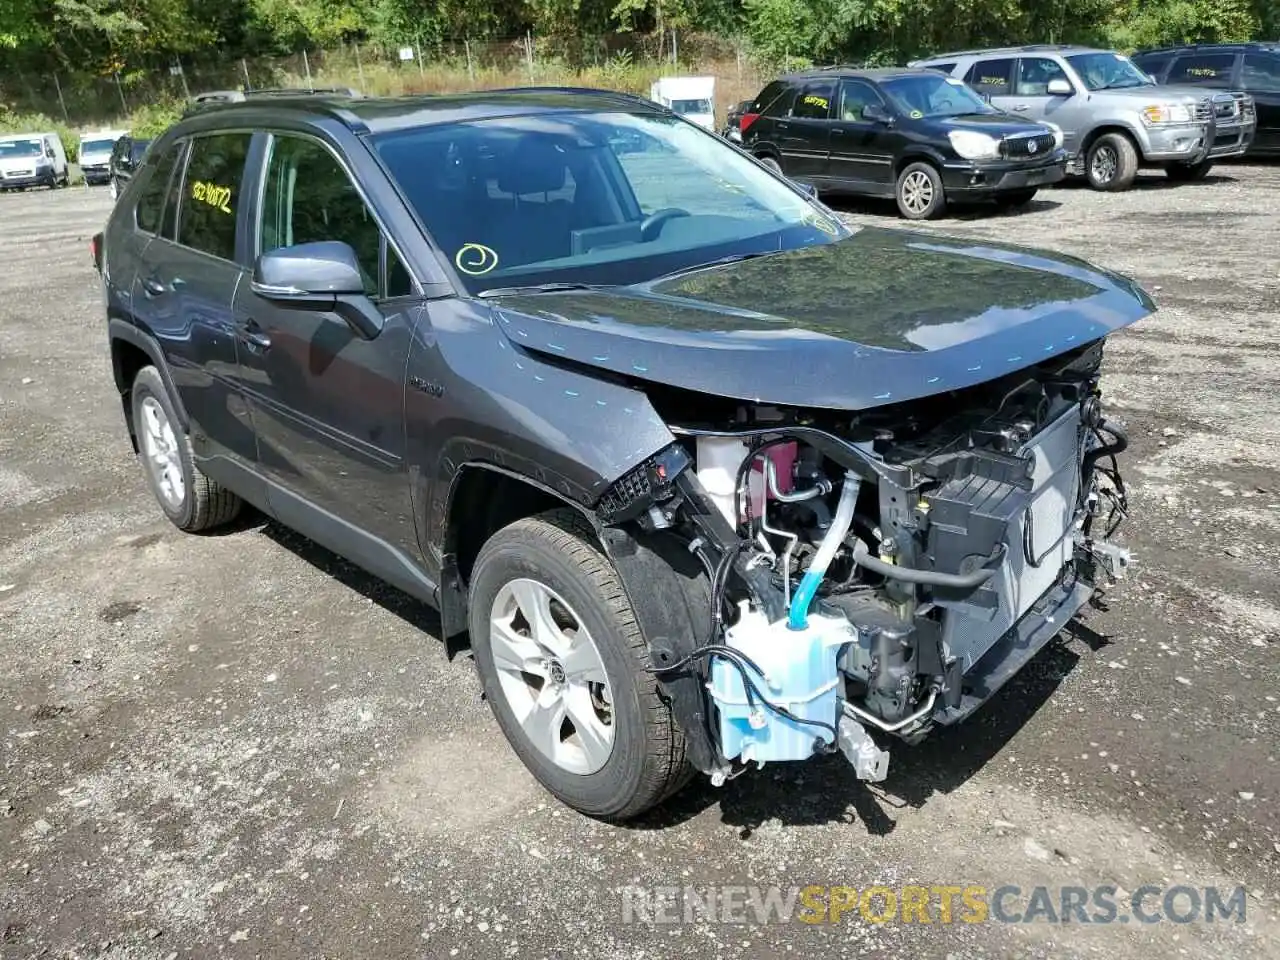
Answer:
[477,281,611,299]
[654,251,780,282]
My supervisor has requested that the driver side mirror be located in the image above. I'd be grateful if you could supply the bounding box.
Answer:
[863,103,892,124]
[1047,78,1073,96]
[251,240,383,339]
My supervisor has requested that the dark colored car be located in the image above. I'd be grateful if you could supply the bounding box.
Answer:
[1132,43,1280,156]
[108,135,152,200]
[739,67,1067,218]
[94,86,1149,820]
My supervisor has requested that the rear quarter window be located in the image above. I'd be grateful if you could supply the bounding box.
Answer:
[754,81,794,117]
[924,62,957,74]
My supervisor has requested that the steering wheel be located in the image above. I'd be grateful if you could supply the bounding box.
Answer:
[639,207,691,241]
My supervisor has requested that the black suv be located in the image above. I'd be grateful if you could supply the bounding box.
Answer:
[1132,43,1280,156]
[95,86,1149,820]
[740,67,1067,219]
[108,134,152,200]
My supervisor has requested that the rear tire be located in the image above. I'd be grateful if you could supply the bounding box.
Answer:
[468,509,691,820]
[1165,159,1213,182]
[896,161,946,219]
[1085,133,1138,191]
[130,365,243,533]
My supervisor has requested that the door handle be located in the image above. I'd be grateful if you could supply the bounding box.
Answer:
[832,128,845,136]
[777,121,791,130]
[1013,104,1030,111]
[140,276,167,297]
[236,320,272,351]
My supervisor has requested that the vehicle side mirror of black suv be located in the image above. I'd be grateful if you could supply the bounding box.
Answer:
[251,241,384,339]
[863,103,893,124]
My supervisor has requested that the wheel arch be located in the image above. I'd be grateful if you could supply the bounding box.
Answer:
[1079,122,1143,159]
[894,149,946,179]
[108,318,189,452]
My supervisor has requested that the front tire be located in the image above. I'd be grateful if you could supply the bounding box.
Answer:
[468,509,690,820]
[757,154,783,174]
[896,161,946,219]
[1086,133,1138,191]
[1165,159,1213,182]
[130,365,243,532]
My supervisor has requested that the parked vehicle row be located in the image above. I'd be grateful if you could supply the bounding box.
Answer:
[723,42,1267,218]
[0,132,70,190]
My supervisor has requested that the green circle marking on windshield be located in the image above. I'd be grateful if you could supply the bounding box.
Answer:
[455,243,499,276]
[910,110,924,119]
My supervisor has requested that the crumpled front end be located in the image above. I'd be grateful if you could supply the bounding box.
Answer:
[594,336,1132,786]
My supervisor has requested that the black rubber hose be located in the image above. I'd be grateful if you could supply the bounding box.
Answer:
[851,541,1004,589]
[1082,418,1129,475]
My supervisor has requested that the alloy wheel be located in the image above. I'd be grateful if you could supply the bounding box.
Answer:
[488,577,615,775]
[1091,145,1118,184]
[901,170,934,215]
[139,396,185,510]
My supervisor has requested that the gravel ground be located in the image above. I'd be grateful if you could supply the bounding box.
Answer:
[1,166,1278,960]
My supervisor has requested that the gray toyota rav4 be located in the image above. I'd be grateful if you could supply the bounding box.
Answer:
[912,44,1256,190]
[93,87,1150,820]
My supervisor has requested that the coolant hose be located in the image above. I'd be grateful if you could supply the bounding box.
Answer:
[787,471,861,630]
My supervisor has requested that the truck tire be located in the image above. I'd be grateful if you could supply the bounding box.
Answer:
[896,161,947,219]
[1085,133,1138,191]
[468,508,691,820]
[758,155,783,173]
[1165,159,1213,182]
[130,365,243,532]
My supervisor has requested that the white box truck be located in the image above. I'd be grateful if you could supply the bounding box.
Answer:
[649,76,717,130]
[0,132,69,191]
[78,129,128,186]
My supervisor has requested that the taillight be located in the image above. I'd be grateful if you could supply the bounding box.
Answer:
[740,112,760,133]
[90,232,103,272]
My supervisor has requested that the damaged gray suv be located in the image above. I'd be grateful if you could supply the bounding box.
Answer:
[94,87,1150,819]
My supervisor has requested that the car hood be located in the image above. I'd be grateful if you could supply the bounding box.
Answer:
[80,151,111,165]
[1095,84,1206,103]
[0,155,42,172]
[929,113,1049,136]
[488,227,1154,411]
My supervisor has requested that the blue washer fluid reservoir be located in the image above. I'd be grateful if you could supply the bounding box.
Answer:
[709,603,856,764]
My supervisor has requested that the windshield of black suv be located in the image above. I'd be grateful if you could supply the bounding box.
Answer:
[372,110,849,294]
[0,139,42,158]
[1066,52,1154,91]
[880,73,995,118]
[80,138,117,155]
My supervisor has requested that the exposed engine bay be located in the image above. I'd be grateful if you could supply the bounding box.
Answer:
[596,338,1132,785]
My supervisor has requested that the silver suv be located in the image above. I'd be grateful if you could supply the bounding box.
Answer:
[910,44,1256,190]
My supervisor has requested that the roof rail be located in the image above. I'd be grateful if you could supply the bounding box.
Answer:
[485,85,658,107]
[182,85,364,117]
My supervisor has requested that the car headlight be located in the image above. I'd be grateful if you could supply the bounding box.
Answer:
[1043,121,1064,149]
[1141,103,1193,125]
[948,130,1001,160]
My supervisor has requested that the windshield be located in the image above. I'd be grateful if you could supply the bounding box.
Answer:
[0,140,42,158]
[80,138,117,155]
[1066,52,1154,91]
[880,74,994,118]
[669,98,713,115]
[372,110,848,294]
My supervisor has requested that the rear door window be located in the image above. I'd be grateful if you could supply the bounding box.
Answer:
[175,133,252,262]
[965,58,1015,96]
[791,81,834,119]
[1242,54,1280,92]
[1168,53,1237,86]
[135,142,183,235]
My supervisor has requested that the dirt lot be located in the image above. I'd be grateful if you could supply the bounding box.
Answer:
[1,166,1278,960]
